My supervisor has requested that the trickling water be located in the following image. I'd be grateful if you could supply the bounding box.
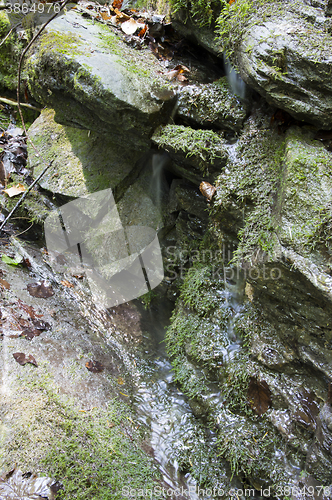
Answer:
[8,238,247,498]
[224,56,247,101]
[150,152,170,208]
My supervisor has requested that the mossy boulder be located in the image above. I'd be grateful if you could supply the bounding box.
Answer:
[25,9,175,147]
[170,0,332,128]
[27,108,143,199]
[152,124,228,184]
[177,77,248,132]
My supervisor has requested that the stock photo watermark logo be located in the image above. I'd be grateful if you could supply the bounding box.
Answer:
[44,189,164,307]
[164,246,283,282]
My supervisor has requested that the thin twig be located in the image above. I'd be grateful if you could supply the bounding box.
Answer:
[17,0,71,153]
[0,95,40,111]
[0,160,53,232]
[0,23,21,50]
[0,0,71,232]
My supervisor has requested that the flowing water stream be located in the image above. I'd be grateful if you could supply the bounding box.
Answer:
[2,235,248,499]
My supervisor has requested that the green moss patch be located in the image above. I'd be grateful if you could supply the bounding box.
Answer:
[0,12,26,90]
[0,362,162,500]
[213,120,285,263]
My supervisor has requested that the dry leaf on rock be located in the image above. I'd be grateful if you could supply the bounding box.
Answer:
[114,8,130,22]
[247,377,272,416]
[21,328,42,340]
[27,281,54,298]
[3,183,26,197]
[200,181,216,201]
[165,64,190,81]
[61,279,74,288]
[0,468,57,499]
[86,360,104,373]
[112,0,123,9]
[121,18,143,35]
[138,24,147,37]
[100,11,112,20]
[13,352,38,366]
[0,278,10,289]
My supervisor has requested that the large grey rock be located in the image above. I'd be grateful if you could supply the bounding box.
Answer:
[235,2,332,128]
[26,9,175,147]
[27,109,142,199]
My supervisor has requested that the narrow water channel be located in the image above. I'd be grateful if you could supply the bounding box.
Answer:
[4,236,247,498]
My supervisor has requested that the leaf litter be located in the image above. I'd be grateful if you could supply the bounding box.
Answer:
[74,0,197,81]
[27,281,54,298]
[0,298,51,340]
[85,360,104,373]
[13,352,38,367]
[247,377,272,416]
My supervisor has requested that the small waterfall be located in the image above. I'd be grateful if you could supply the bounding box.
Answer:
[150,152,169,208]
[224,55,247,101]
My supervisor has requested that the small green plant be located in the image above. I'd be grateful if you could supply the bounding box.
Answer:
[140,290,156,309]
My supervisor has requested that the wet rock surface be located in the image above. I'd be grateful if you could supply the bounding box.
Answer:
[27,109,142,199]
[1,0,332,492]
[26,9,175,147]
[177,77,248,132]
[0,239,163,497]
[235,1,332,129]
[166,101,332,490]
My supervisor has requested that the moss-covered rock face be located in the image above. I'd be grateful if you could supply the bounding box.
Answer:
[152,124,228,184]
[177,77,248,132]
[0,12,26,91]
[165,105,332,488]
[165,261,305,489]
[25,10,175,146]
[27,108,143,199]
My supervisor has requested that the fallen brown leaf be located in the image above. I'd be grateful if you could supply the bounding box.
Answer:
[13,352,38,367]
[138,24,147,37]
[200,181,216,201]
[0,278,10,289]
[61,279,74,288]
[3,183,26,198]
[100,11,112,20]
[21,328,42,340]
[85,360,104,373]
[17,299,43,319]
[27,281,54,298]
[247,377,272,416]
[112,0,123,9]
[114,8,130,22]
